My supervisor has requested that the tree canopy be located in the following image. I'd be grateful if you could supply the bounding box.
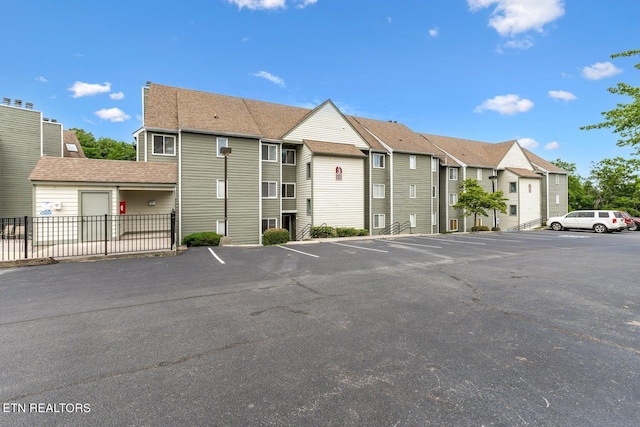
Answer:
[71,128,136,161]
[454,179,507,229]
[580,49,640,153]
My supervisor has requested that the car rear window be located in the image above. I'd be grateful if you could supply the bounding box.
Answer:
[613,212,623,218]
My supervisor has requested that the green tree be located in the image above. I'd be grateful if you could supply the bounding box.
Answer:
[581,50,640,154]
[454,179,507,230]
[71,128,136,160]
[588,157,640,215]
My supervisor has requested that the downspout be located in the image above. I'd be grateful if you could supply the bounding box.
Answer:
[445,168,449,232]
[389,152,394,234]
[462,166,467,232]
[545,171,550,222]
[369,149,373,236]
[178,129,183,244]
[144,132,148,162]
[259,140,263,245]
[429,156,433,235]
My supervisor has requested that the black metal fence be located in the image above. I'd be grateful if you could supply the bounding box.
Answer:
[1,212,176,261]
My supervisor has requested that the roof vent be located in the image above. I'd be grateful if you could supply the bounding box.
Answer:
[51,119,57,123]
[14,99,22,107]
[43,117,49,122]
[2,98,10,106]
[25,102,34,109]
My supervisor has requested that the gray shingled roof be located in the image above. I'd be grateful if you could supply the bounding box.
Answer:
[522,148,567,173]
[304,140,367,157]
[506,167,542,178]
[351,117,436,154]
[30,157,177,184]
[62,130,86,158]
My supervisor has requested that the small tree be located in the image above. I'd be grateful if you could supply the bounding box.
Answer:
[454,179,507,230]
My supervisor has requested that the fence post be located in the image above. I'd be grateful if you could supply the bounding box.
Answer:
[170,210,176,250]
[104,214,108,256]
[24,216,29,259]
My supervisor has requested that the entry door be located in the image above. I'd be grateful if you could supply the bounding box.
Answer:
[282,214,296,240]
[81,192,110,241]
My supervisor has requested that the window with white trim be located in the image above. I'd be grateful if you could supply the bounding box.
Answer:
[261,218,277,233]
[510,205,517,216]
[555,194,560,205]
[282,148,296,165]
[410,213,417,228]
[153,134,175,155]
[216,220,226,236]
[306,162,311,179]
[216,138,228,157]
[373,214,385,229]
[217,179,226,199]
[409,155,416,170]
[373,153,385,168]
[477,169,483,180]
[555,174,560,185]
[282,183,296,199]
[373,184,385,199]
[509,182,517,193]
[432,158,438,171]
[262,144,277,161]
[410,184,417,199]
[449,219,458,231]
[261,181,277,198]
[449,168,458,180]
[449,193,458,206]
[306,199,312,216]
[432,212,437,225]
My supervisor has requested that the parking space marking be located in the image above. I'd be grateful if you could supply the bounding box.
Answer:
[330,242,388,253]
[278,245,320,258]
[208,248,225,264]
[386,241,442,249]
[416,236,485,245]
[454,235,522,243]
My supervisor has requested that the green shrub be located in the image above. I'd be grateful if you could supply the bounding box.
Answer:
[182,232,221,247]
[491,227,501,231]
[357,229,369,236]
[312,225,335,238]
[335,227,360,237]
[262,228,290,246]
[471,225,490,232]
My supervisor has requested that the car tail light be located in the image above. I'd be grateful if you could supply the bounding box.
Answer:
[613,218,617,223]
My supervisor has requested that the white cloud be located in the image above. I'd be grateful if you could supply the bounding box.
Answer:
[501,36,533,51]
[474,94,534,115]
[35,76,47,83]
[468,0,565,36]
[545,141,560,150]
[582,62,622,80]
[109,92,125,100]
[253,71,286,87]
[429,27,439,37]
[518,138,539,148]
[95,108,131,122]
[68,81,111,98]
[548,90,577,101]
[227,0,316,10]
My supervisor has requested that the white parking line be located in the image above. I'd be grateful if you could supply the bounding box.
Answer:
[455,235,522,243]
[331,242,388,253]
[416,236,485,245]
[208,248,225,264]
[387,241,442,249]
[278,245,320,258]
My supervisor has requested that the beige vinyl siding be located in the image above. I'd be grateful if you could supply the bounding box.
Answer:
[42,121,63,157]
[119,190,174,215]
[497,144,533,170]
[296,145,313,234]
[519,177,541,225]
[0,105,42,217]
[181,133,259,244]
[262,143,280,227]
[285,103,368,149]
[393,153,431,234]
[313,155,364,229]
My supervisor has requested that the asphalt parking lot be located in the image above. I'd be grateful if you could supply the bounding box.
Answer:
[1,229,639,426]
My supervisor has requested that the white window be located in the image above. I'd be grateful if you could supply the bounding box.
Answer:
[306,162,311,179]
[261,181,277,198]
[510,205,517,216]
[373,153,385,168]
[432,212,437,225]
[217,179,226,199]
[449,193,458,206]
[432,186,437,198]
[410,184,417,199]
[509,182,517,193]
[409,155,416,170]
[555,174,560,185]
[306,199,312,216]
[555,194,560,205]
[449,219,458,231]
[410,213,417,228]
[282,148,296,165]
[449,168,458,180]
[282,183,296,199]
[373,184,385,199]
[432,157,438,171]
[216,138,228,157]
[262,144,277,161]
[477,169,483,180]
[217,220,226,236]
[153,134,175,155]
[261,218,277,233]
[373,214,385,229]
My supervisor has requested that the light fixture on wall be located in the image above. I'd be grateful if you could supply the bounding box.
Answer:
[148,200,156,206]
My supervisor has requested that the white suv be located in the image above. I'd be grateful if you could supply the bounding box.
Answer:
[548,210,626,233]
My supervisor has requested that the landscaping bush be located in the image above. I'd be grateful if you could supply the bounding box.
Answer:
[311,225,335,238]
[335,227,360,237]
[357,229,369,236]
[182,232,221,247]
[471,225,490,232]
[262,228,290,246]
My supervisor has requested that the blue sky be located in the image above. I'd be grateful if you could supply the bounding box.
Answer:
[1,0,638,176]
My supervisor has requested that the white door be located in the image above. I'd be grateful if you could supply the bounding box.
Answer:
[81,192,110,241]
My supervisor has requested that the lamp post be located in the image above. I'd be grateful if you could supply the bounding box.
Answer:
[220,147,232,239]
[489,175,498,230]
